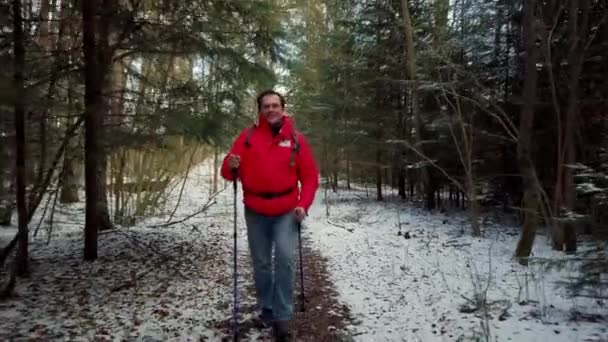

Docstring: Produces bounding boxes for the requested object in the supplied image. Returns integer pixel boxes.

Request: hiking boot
[260,308,273,326]
[252,308,273,329]
[273,320,292,342]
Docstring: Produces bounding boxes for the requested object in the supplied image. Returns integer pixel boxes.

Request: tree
[0,130,14,226]
[13,0,28,276]
[95,0,115,231]
[33,0,52,194]
[514,0,542,265]
[82,0,102,261]
[0,0,284,266]
[551,0,592,253]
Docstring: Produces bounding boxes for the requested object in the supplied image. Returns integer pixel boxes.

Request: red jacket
[221,115,319,216]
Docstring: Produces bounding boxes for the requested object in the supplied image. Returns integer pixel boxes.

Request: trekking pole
[297,222,306,312]
[232,168,239,341]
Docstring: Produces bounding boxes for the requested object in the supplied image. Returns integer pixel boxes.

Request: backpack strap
[244,124,256,148]
[289,131,300,168]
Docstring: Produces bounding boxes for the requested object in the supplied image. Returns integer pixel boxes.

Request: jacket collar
[257,114,295,139]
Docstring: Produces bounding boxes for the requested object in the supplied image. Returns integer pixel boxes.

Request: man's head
[257,90,286,126]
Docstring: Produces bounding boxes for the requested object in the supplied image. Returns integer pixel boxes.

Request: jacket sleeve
[221,129,247,181]
[296,134,319,212]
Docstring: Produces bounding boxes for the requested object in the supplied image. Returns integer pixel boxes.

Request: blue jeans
[245,207,298,321]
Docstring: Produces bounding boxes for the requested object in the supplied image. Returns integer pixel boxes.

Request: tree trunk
[425,173,436,210]
[60,78,79,204]
[449,187,454,206]
[433,0,449,49]
[60,155,79,205]
[107,58,128,220]
[98,66,112,230]
[409,169,415,198]
[515,0,541,265]
[376,148,383,201]
[561,0,590,253]
[497,1,512,212]
[13,0,28,276]
[467,173,481,236]
[37,0,51,47]
[397,152,406,198]
[33,0,52,192]
[0,134,14,226]
[386,167,391,196]
[97,153,112,230]
[501,145,510,210]
[398,168,405,199]
[29,24,65,215]
[549,0,590,252]
[346,151,351,190]
[113,150,126,221]
[401,0,429,204]
[82,0,101,261]
[60,2,79,204]
[95,0,116,232]
[332,170,338,192]
[396,89,406,199]
[436,187,442,209]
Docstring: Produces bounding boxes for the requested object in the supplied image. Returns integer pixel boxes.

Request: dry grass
[108,136,210,222]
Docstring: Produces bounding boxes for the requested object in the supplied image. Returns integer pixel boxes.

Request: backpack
[244,124,300,167]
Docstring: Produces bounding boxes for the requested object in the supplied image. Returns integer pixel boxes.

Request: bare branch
[388,139,466,194]
[149,189,222,228]
[326,219,354,233]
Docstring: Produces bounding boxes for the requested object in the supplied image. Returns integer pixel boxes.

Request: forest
[1,0,607,341]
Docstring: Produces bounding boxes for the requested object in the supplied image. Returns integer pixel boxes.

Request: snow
[0,161,256,341]
[576,182,605,195]
[1,161,607,341]
[305,189,608,342]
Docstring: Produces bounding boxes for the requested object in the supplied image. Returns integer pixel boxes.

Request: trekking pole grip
[231,167,238,180]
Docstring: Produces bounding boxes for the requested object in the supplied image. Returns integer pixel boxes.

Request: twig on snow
[46,186,60,245]
[111,268,152,292]
[0,261,17,300]
[0,233,18,269]
[111,229,170,259]
[33,187,55,238]
[327,219,354,233]
[442,241,472,248]
[109,229,196,281]
[34,168,64,240]
[150,189,222,228]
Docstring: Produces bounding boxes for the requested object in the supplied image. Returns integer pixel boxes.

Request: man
[221,90,319,341]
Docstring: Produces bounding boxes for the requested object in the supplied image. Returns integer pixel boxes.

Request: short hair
[256,90,286,110]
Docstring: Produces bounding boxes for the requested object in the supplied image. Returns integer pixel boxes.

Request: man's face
[259,94,284,125]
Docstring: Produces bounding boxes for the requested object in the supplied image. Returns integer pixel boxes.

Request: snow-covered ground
[0,161,262,341]
[1,162,607,341]
[306,188,608,342]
